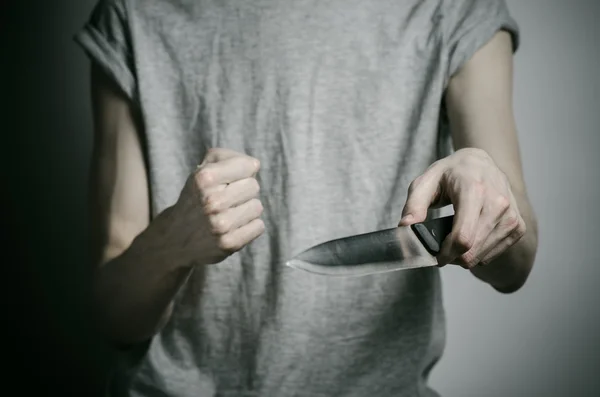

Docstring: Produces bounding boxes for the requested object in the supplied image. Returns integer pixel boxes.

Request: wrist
[471,237,535,293]
[129,207,198,270]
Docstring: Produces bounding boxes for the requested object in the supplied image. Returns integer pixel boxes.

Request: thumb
[399,167,444,226]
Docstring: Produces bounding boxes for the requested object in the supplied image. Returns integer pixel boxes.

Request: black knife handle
[410,215,454,255]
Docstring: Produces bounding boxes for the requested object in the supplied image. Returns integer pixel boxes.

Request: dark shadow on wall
[3,1,113,395]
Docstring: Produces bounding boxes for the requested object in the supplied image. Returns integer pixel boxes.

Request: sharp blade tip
[285,258,301,269]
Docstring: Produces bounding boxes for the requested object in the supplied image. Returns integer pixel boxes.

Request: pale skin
[89,30,537,345]
[89,66,266,344]
[399,31,538,293]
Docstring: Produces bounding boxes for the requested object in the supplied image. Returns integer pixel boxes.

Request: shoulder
[440,0,519,80]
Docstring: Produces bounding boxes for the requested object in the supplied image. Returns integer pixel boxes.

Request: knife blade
[286,215,454,277]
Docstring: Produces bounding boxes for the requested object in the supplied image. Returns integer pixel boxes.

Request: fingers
[207,199,264,235]
[437,184,485,266]
[208,196,265,256]
[216,218,266,254]
[477,211,527,266]
[399,163,445,225]
[203,177,261,214]
[442,192,523,269]
[411,149,528,271]
[196,156,260,188]
[177,148,266,263]
[448,193,510,268]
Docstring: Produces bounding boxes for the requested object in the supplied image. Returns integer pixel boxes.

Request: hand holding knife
[287,148,532,279]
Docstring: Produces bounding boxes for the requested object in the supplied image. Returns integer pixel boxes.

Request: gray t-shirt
[75,1,518,396]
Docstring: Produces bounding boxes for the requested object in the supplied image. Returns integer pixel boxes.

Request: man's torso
[113,1,452,395]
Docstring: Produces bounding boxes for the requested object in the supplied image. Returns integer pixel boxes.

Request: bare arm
[445,31,539,292]
[88,64,265,345]
[88,64,193,345]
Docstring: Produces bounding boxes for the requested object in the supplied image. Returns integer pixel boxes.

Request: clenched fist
[167,148,265,265]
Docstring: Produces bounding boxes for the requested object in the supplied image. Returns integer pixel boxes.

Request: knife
[286,215,454,277]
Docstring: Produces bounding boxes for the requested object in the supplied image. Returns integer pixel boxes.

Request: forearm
[471,193,538,293]
[93,209,200,345]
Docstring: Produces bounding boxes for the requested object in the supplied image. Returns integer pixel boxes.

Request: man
[75,0,538,396]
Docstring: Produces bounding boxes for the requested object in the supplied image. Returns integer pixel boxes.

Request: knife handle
[410,215,454,255]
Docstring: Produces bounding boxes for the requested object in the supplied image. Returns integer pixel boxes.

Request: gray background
[2,0,598,395]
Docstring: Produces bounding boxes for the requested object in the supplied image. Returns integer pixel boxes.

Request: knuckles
[208,198,264,236]
[203,195,221,214]
[503,212,521,232]
[513,217,527,239]
[494,194,511,213]
[216,219,265,254]
[458,250,479,269]
[188,151,265,258]
[454,231,475,253]
[209,215,231,235]
[194,168,214,190]
[451,231,478,269]
[217,235,240,253]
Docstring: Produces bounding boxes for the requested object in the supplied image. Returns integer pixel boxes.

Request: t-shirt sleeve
[444,0,520,79]
[74,0,136,99]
